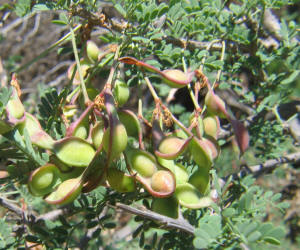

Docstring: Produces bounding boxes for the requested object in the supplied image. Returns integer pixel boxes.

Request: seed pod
[151,170,174,193]
[107,168,136,193]
[152,119,191,160]
[49,155,83,176]
[18,113,42,136]
[66,104,93,140]
[103,88,128,161]
[102,122,128,160]
[28,164,59,196]
[173,129,189,139]
[113,79,130,107]
[205,90,227,118]
[189,138,213,168]
[203,116,220,139]
[203,137,220,159]
[125,148,176,197]
[45,177,83,205]
[175,183,212,209]
[173,163,189,185]
[127,149,157,177]
[86,40,100,63]
[118,109,141,138]
[7,98,25,120]
[188,168,210,195]
[161,69,194,88]
[0,86,25,134]
[157,157,175,171]
[156,136,191,160]
[91,120,105,149]
[152,196,179,218]
[30,130,55,150]
[53,137,96,167]
[157,158,188,185]
[17,112,55,149]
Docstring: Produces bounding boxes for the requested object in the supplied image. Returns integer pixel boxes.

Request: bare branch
[113,202,195,234]
[221,152,300,186]
[250,151,300,177]
[0,197,24,217]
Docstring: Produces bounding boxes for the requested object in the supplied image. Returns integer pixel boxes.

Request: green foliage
[0,218,14,249]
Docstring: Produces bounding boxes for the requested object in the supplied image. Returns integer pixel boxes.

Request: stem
[138,98,143,118]
[85,53,115,86]
[182,57,200,111]
[164,106,192,136]
[144,77,160,102]
[66,86,80,103]
[212,40,226,89]
[69,24,90,105]
[15,24,82,73]
[144,76,191,136]
[105,46,120,90]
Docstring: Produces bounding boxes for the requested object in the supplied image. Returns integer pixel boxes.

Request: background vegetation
[0,0,299,249]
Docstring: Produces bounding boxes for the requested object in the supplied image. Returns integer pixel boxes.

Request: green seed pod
[203,116,220,139]
[173,129,189,139]
[175,183,212,209]
[152,196,178,218]
[28,164,59,196]
[157,158,188,185]
[125,148,176,198]
[103,122,128,160]
[66,104,93,140]
[203,137,220,159]
[45,178,83,205]
[7,98,25,120]
[156,136,189,160]
[173,163,189,185]
[107,168,135,192]
[91,121,105,149]
[18,113,42,137]
[157,157,175,172]
[86,40,100,63]
[0,87,25,134]
[128,149,157,178]
[162,69,193,88]
[73,124,88,139]
[113,79,130,107]
[151,170,175,193]
[53,137,96,167]
[205,90,227,118]
[118,109,141,138]
[189,168,210,195]
[18,112,54,149]
[30,130,55,150]
[189,138,213,168]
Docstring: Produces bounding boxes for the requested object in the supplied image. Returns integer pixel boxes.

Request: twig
[0,197,24,217]
[250,151,300,177]
[113,202,195,234]
[221,151,300,186]
[36,208,70,221]
[69,23,90,104]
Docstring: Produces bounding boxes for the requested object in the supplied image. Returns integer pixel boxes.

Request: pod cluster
[1,42,249,216]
